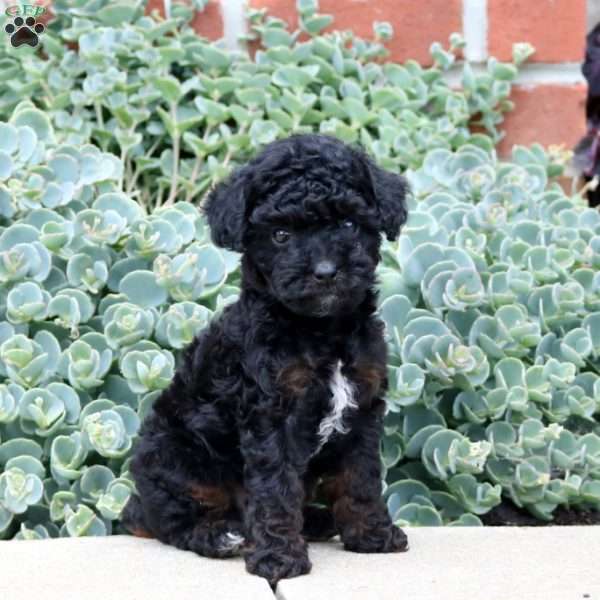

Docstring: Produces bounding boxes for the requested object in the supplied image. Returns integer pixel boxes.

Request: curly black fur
[122,134,409,586]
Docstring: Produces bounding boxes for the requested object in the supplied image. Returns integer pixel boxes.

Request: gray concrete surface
[1,528,599,600]
[278,527,600,600]
[0,535,272,600]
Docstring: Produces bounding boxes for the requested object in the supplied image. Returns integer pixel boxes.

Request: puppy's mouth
[317,293,345,316]
[282,294,344,317]
[273,277,369,317]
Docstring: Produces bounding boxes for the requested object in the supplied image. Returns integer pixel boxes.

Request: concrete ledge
[278,527,600,600]
[1,528,599,600]
[0,535,272,600]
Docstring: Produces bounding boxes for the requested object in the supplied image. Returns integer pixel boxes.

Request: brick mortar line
[220,0,246,51]
[462,0,488,62]
[444,62,585,86]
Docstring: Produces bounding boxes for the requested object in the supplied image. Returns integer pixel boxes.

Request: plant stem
[183,125,217,203]
[40,80,54,109]
[155,183,165,210]
[94,103,104,129]
[165,103,180,206]
[185,155,203,203]
[119,146,128,192]
[94,103,107,150]
[127,136,163,194]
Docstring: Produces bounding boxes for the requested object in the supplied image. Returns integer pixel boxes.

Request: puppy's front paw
[387,524,409,552]
[342,523,408,554]
[245,547,312,585]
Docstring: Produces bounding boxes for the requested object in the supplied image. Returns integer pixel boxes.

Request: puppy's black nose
[313,260,337,281]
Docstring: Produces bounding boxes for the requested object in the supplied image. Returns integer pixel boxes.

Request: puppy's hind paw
[216,531,245,556]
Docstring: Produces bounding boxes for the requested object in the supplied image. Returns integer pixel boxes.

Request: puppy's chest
[316,360,358,448]
[277,351,385,448]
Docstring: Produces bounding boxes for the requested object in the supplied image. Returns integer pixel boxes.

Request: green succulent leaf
[63,504,107,537]
[120,349,175,394]
[119,270,168,308]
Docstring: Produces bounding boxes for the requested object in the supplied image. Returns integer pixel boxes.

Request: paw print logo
[5,16,45,48]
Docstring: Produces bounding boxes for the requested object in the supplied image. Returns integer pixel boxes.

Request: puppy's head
[204,134,408,317]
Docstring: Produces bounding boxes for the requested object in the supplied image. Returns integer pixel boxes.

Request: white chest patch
[316,360,357,450]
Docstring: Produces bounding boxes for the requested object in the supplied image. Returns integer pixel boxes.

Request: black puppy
[122,134,409,585]
[575,22,600,206]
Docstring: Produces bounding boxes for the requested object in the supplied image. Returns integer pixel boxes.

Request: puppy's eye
[272,229,290,244]
[341,219,356,230]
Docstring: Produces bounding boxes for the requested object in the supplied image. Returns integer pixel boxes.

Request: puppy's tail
[121,494,154,539]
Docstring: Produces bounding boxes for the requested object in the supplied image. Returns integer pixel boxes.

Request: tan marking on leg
[130,527,154,539]
[321,470,366,533]
[188,484,231,514]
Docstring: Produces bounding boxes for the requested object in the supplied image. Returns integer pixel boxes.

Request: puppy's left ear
[203,166,252,252]
[368,163,409,241]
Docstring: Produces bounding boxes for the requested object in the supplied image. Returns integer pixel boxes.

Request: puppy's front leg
[324,401,408,553]
[240,410,311,586]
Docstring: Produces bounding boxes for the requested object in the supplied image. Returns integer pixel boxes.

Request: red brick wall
[485,0,587,154]
[147,0,225,38]
[155,0,588,156]
[487,0,586,63]
[251,0,463,66]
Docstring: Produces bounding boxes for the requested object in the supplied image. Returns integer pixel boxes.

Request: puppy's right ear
[203,166,252,252]
[368,162,408,242]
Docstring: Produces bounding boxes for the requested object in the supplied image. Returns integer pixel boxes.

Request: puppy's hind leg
[184,483,246,557]
[121,493,153,539]
[125,469,245,558]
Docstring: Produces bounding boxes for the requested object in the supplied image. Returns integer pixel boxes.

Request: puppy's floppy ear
[368,162,409,241]
[203,165,252,252]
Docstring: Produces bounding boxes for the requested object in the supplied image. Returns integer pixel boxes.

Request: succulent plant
[19,383,80,438]
[0,383,24,424]
[80,400,139,459]
[62,504,108,537]
[119,348,175,394]
[50,432,88,482]
[155,302,212,349]
[59,338,113,391]
[0,0,593,538]
[0,457,44,514]
[381,141,600,524]
[0,88,238,535]
[96,479,134,520]
[0,331,61,389]
[6,282,51,324]
[103,303,156,350]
